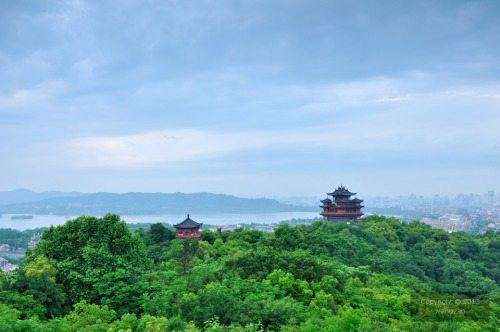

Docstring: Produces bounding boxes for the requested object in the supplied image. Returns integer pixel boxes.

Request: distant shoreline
[0,211,321,231]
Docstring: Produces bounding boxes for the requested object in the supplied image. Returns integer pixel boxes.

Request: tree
[5,269,64,319]
[176,239,199,275]
[25,214,150,305]
[0,290,46,320]
[24,256,58,282]
[200,230,218,245]
[61,301,115,332]
[149,223,175,244]
[0,302,60,332]
[96,268,147,316]
[274,224,305,251]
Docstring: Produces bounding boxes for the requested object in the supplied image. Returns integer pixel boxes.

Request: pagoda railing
[175,233,200,239]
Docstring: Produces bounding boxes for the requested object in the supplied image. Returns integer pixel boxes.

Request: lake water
[0,212,321,231]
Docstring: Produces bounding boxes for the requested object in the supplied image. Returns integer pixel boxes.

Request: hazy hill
[0,191,315,215]
[0,189,84,205]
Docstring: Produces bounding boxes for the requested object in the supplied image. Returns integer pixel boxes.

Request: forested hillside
[1,214,499,331]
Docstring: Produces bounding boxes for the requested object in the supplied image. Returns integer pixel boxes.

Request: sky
[1,0,499,199]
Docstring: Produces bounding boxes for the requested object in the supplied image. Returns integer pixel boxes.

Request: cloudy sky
[1,0,499,198]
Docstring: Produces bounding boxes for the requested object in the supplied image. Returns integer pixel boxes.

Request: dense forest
[0,214,499,331]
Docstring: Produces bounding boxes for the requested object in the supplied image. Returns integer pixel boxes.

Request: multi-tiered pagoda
[174,214,202,239]
[320,185,364,223]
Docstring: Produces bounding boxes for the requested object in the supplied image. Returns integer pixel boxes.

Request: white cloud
[1,51,53,84]
[0,80,66,110]
[326,77,403,104]
[65,126,385,168]
[377,95,411,102]
[65,129,261,168]
[62,71,500,170]
[296,76,412,116]
[61,124,433,169]
[49,0,91,40]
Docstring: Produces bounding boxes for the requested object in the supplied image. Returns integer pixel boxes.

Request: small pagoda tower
[320,185,364,223]
[174,214,202,239]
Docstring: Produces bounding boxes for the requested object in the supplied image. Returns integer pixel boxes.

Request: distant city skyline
[1,1,499,198]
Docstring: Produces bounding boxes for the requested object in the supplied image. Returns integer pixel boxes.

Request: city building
[486,223,500,232]
[422,214,472,233]
[174,214,202,239]
[1,263,19,273]
[28,234,41,248]
[320,185,364,223]
[487,191,495,207]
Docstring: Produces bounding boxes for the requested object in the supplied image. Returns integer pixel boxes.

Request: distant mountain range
[0,190,316,215]
[0,189,84,205]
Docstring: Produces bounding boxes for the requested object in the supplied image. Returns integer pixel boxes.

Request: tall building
[320,185,364,223]
[487,191,495,207]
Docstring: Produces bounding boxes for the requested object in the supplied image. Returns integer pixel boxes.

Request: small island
[11,215,34,220]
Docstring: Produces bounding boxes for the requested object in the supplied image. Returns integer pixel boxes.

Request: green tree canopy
[25,214,150,305]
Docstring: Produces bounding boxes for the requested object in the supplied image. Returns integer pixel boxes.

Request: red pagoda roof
[174,214,203,229]
[327,185,356,197]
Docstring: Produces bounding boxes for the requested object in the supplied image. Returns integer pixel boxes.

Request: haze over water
[0,212,320,231]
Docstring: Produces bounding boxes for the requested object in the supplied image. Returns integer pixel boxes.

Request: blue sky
[1,0,499,198]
